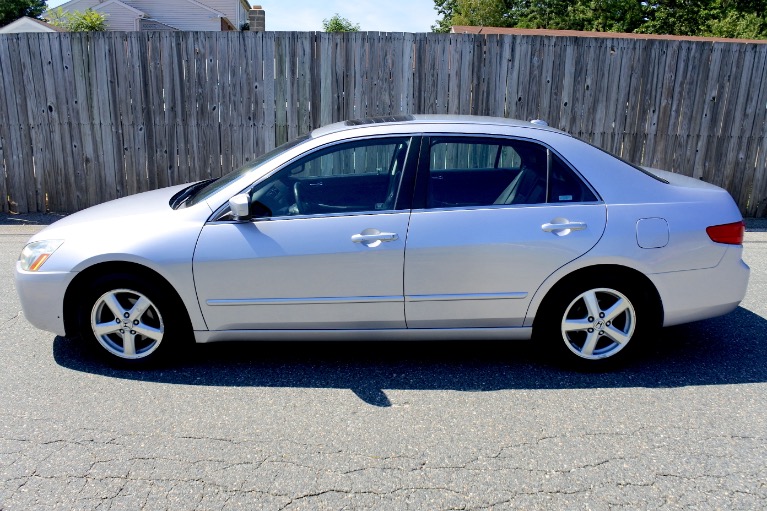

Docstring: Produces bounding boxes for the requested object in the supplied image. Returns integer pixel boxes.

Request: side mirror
[228,194,251,222]
[228,194,272,222]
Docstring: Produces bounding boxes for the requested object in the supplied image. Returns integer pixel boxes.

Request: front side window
[426,137,597,208]
[247,137,412,218]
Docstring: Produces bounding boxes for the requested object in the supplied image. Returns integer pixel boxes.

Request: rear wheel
[537,277,658,369]
[77,274,188,366]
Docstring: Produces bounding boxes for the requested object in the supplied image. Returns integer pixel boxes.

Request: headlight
[19,240,64,271]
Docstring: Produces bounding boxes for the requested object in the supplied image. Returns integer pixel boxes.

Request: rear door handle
[351,232,399,243]
[542,221,587,235]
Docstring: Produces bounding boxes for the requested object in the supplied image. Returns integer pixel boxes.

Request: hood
[31,184,203,242]
[26,184,215,274]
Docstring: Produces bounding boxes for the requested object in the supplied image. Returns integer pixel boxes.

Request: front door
[194,136,417,331]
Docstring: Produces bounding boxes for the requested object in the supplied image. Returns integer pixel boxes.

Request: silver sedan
[15,115,750,368]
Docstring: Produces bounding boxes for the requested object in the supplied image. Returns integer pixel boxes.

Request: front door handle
[542,219,587,236]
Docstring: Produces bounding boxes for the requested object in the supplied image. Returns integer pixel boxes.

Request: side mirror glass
[229,194,251,221]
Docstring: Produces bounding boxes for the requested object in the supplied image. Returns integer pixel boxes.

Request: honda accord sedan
[15,115,750,368]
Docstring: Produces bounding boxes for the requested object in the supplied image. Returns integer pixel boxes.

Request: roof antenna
[530,119,548,127]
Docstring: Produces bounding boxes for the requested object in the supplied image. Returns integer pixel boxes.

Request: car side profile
[15,115,750,367]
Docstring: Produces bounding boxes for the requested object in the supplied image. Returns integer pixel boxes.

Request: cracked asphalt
[1,220,766,510]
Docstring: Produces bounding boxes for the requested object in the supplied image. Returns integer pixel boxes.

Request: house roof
[139,18,180,31]
[50,0,96,12]
[180,0,229,19]
[53,0,228,20]
[450,25,767,45]
[0,16,65,33]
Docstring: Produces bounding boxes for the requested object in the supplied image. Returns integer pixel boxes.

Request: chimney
[249,5,265,32]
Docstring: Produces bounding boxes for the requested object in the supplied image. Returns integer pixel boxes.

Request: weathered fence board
[1,31,767,215]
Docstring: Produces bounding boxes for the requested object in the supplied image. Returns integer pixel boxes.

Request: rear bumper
[651,246,750,327]
[15,262,74,336]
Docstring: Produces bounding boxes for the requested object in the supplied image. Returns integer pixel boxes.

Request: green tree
[46,7,107,32]
[701,0,767,38]
[450,0,511,28]
[0,0,47,28]
[432,0,460,32]
[432,0,767,38]
[322,13,360,32]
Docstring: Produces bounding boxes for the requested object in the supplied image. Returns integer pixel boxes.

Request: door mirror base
[229,194,272,222]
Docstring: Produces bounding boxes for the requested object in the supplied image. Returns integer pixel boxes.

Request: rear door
[404,135,607,328]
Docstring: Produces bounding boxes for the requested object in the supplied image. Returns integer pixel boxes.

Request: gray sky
[46,0,441,32]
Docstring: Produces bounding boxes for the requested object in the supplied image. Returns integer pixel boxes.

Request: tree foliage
[0,0,46,28]
[432,0,767,39]
[322,13,360,32]
[46,7,107,32]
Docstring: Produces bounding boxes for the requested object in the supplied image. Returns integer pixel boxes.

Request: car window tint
[428,138,547,208]
[430,142,521,170]
[427,137,597,208]
[186,134,310,207]
[549,152,598,203]
[248,137,411,217]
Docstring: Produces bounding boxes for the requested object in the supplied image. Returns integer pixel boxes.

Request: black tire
[77,273,190,367]
[535,276,659,370]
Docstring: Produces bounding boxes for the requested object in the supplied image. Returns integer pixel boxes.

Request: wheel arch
[528,264,664,330]
[63,261,193,338]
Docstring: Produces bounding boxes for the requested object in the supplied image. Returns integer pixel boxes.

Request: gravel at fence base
[0,212,67,226]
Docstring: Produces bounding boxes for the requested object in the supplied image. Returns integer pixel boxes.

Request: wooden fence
[1,31,766,215]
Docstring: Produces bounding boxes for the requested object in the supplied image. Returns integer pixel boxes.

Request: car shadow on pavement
[52,306,767,407]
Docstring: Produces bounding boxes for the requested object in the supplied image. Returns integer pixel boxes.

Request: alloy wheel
[90,288,165,359]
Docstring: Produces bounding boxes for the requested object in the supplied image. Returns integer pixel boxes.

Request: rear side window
[426,137,597,209]
[548,151,598,203]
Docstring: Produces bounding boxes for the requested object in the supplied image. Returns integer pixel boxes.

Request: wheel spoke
[93,321,122,337]
[133,323,163,343]
[129,296,152,320]
[103,292,126,320]
[122,331,136,357]
[581,330,601,356]
[604,325,631,345]
[603,298,629,323]
[563,318,591,332]
[582,290,601,319]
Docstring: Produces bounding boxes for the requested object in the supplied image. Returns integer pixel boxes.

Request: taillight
[706,221,745,245]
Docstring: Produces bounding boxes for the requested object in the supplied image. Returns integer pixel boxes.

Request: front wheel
[537,279,657,369]
[77,274,188,366]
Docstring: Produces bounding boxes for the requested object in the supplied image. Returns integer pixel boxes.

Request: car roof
[310,114,571,139]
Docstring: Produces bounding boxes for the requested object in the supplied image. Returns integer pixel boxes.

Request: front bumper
[15,262,76,336]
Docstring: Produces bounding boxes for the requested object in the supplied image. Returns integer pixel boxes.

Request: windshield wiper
[169,178,218,209]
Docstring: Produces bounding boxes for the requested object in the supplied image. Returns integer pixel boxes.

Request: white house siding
[123,0,223,31]
[94,3,141,31]
[201,0,248,28]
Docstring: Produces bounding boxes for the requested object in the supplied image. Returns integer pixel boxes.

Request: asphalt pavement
[1,222,765,510]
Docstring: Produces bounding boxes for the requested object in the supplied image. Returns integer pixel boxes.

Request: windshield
[185,134,311,207]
